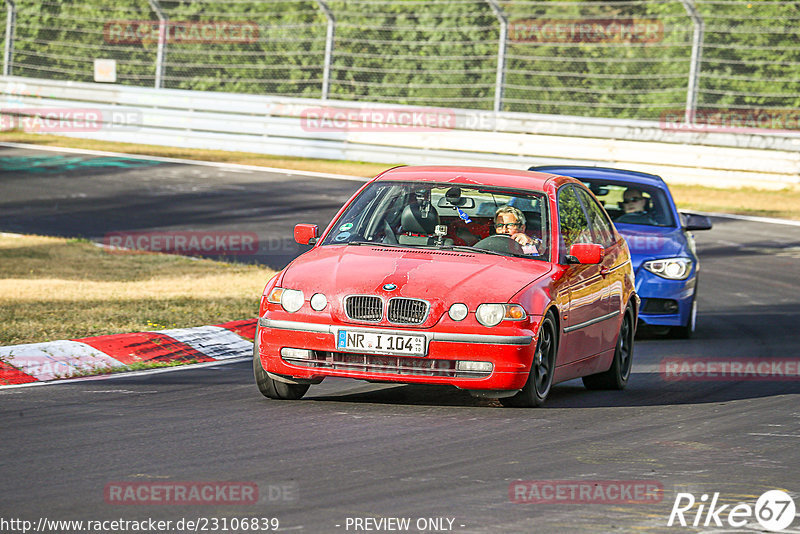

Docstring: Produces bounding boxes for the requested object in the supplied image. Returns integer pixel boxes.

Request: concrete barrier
[2,76,798,188]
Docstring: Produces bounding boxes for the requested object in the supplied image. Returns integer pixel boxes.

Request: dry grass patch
[670,184,800,220]
[0,234,275,345]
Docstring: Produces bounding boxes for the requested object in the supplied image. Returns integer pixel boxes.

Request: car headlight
[643,257,693,280]
[476,304,505,326]
[280,289,305,312]
[310,293,328,311]
[448,303,468,321]
[476,304,526,327]
[266,287,305,312]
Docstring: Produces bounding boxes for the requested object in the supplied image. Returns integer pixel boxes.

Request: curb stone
[0,319,257,386]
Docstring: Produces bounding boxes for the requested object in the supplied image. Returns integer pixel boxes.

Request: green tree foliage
[697,1,800,111]
[4,0,798,123]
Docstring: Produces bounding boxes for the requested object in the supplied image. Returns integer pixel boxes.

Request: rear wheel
[253,327,310,400]
[500,312,557,408]
[583,306,634,390]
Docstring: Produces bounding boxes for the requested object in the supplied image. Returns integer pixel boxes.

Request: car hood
[280,244,552,326]
[615,224,689,270]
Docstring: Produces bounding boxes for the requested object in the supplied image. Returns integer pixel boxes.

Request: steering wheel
[473,234,525,255]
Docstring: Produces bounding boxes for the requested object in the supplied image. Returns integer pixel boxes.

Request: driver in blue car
[616,187,656,225]
[494,206,539,254]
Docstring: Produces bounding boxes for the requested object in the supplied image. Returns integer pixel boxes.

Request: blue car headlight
[643,257,693,280]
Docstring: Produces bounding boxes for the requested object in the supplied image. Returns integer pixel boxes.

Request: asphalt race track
[0,145,365,269]
[2,146,800,533]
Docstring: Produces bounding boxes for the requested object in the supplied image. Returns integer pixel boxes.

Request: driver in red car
[494,206,539,253]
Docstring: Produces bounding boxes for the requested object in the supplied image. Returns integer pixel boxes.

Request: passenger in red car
[494,206,538,252]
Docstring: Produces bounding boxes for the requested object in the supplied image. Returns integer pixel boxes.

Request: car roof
[530,165,667,188]
[375,165,564,191]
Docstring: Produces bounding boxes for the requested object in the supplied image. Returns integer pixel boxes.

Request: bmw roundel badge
[382,283,397,291]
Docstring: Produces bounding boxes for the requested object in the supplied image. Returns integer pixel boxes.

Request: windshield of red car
[320,181,550,259]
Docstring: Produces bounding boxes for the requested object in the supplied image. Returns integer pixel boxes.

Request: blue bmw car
[530,166,712,338]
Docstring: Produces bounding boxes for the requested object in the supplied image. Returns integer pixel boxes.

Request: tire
[669,297,696,340]
[500,312,557,408]
[583,306,634,390]
[253,326,310,400]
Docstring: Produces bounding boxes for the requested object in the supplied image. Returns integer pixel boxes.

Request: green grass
[0,234,275,345]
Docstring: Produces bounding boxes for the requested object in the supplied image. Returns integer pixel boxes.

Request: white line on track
[0,356,250,390]
[5,141,798,226]
[0,141,370,182]
[689,210,800,227]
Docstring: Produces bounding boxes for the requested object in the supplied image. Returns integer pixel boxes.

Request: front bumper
[636,271,696,327]
[257,317,535,391]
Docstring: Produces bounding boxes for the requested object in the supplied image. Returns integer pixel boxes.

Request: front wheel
[253,328,310,400]
[500,312,557,408]
[583,306,634,390]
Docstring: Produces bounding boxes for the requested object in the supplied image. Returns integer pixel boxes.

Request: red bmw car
[254,166,638,407]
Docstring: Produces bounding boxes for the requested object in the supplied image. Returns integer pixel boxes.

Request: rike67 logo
[668,490,796,532]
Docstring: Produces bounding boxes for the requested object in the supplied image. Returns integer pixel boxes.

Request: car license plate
[336,329,426,357]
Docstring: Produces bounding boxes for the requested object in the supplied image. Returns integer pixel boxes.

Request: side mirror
[566,243,604,264]
[682,213,713,231]
[294,223,319,245]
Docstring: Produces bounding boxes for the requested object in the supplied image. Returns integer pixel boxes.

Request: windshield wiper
[437,244,521,257]
[347,241,527,258]
[346,240,406,248]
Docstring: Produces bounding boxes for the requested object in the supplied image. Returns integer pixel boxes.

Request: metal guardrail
[1,76,798,187]
[0,0,704,119]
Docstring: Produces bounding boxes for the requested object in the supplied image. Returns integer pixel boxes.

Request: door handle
[600,266,610,277]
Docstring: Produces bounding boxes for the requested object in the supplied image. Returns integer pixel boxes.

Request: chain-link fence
[1,0,799,125]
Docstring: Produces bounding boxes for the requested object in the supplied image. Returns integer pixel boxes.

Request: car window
[581,181,675,227]
[557,185,592,253]
[576,187,615,248]
[320,181,550,260]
